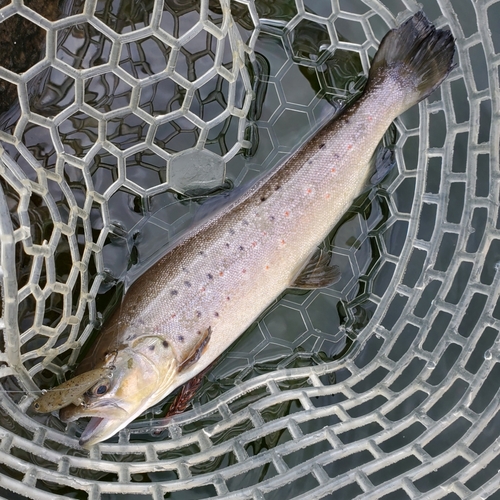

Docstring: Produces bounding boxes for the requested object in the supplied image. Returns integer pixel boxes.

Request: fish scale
[84,79,402,399]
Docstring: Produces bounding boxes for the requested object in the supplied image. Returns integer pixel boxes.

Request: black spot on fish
[196,310,202,317]
[197,330,202,335]
[163,340,169,348]
[275,185,280,191]
[260,196,266,202]
[308,160,313,164]
[177,335,185,343]
[184,281,191,287]
[171,290,178,296]
[243,219,249,225]
[207,273,213,280]
[345,118,350,124]
[269,216,275,222]
[319,143,325,149]
[225,243,230,248]
[214,312,219,317]
[239,245,244,251]
[199,251,205,256]
[149,345,155,351]
[334,153,340,159]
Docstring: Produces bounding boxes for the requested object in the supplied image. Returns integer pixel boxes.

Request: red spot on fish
[325,193,331,199]
[242,269,246,273]
[201,287,206,292]
[262,231,267,236]
[285,211,290,217]
[171,314,176,319]
[219,271,224,277]
[368,116,373,121]
[252,241,257,247]
[226,296,230,301]
[265,265,270,270]
[347,144,353,150]
[306,188,312,194]
[281,239,286,245]
[331,168,336,173]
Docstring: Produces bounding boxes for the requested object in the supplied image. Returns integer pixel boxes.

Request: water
[0,0,497,498]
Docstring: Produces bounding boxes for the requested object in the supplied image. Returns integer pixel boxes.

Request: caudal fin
[368,12,455,110]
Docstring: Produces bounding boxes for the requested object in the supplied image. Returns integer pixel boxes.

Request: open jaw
[78,415,133,448]
[79,417,106,447]
[68,407,131,448]
[75,401,159,448]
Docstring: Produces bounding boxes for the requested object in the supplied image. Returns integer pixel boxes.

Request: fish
[32,12,455,448]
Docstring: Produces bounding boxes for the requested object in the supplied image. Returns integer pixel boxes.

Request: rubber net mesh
[0,0,499,498]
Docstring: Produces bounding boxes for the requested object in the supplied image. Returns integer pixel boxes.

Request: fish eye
[88,379,111,397]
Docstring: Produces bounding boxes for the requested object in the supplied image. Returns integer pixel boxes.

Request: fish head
[59,336,178,448]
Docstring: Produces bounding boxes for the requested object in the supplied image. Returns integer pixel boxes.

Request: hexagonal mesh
[0,0,499,498]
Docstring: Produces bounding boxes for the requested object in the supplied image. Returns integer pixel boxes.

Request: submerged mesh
[0,0,499,499]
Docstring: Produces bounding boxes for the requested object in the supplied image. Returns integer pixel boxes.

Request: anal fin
[291,248,341,289]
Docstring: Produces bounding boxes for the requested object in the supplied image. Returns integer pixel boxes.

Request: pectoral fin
[291,249,341,289]
[32,368,111,413]
[178,327,212,372]
[166,357,219,417]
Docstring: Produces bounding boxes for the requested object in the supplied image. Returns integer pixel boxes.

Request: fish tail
[368,11,455,111]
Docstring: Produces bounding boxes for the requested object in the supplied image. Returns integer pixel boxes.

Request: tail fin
[368,12,455,110]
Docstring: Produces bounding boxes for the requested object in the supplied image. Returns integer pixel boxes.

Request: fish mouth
[60,404,132,448]
[59,402,128,422]
[79,415,134,448]
[79,417,106,447]
[72,399,166,447]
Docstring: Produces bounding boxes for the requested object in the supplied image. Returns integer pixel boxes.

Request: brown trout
[33,12,455,448]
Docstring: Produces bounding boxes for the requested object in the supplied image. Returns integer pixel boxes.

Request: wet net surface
[0,0,499,498]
